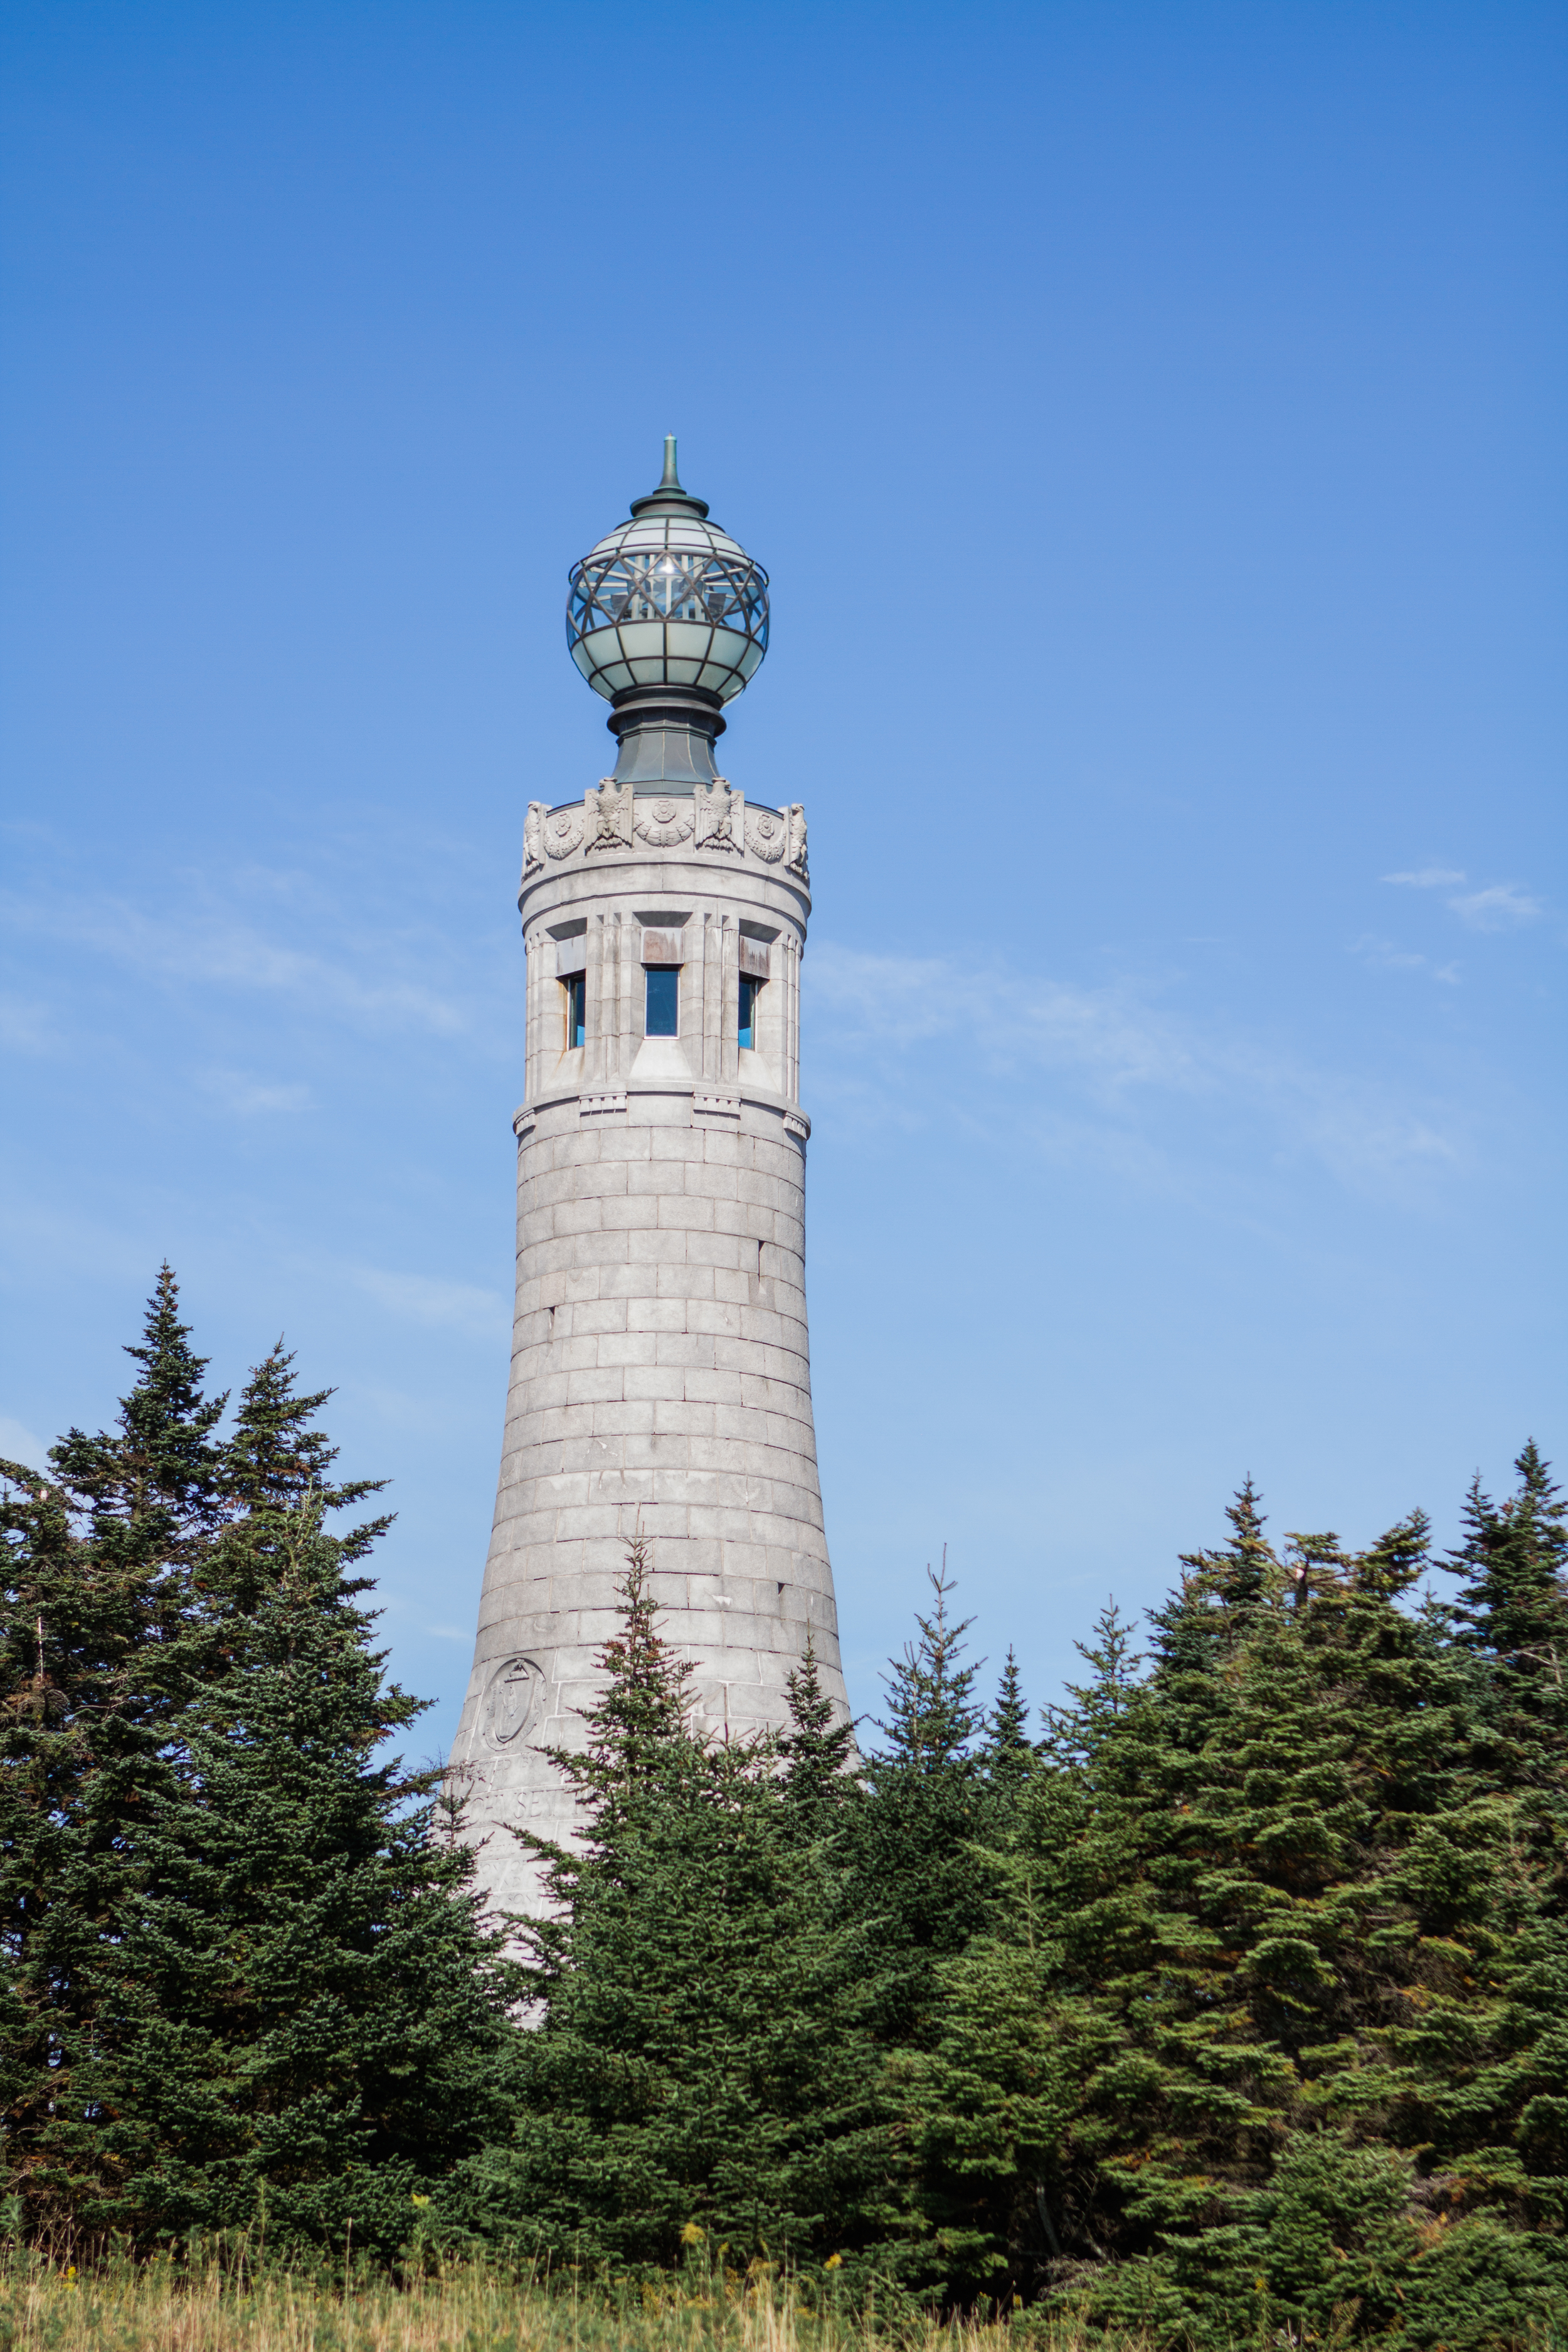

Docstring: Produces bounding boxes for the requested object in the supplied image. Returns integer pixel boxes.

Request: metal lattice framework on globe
[566,531,769,704]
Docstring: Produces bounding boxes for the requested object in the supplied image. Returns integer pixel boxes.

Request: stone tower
[453,440,850,1918]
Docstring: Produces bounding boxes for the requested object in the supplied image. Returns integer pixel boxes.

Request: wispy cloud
[810,946,1199,1096]
[1380,867,1545,935]
[3,884,472,1037]
[1352,936,1460,984]
[202,1068,312,1116]
[349,1266,511,1340]
[806,943,1462,1197]
[1448,884,1542,933]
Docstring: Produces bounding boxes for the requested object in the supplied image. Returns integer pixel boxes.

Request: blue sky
[2,1,1564,1756]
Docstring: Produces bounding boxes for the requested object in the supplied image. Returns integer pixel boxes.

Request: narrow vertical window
[645,965,679,1037]
[562,972,586,1049]
[738,973,760,1051]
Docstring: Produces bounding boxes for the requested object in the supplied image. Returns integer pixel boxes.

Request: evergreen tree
[1448,1442,1568,1802]
[901,1486,1568,2340]
[778,1630,859,1846]
[845,1561,989,2053]
[1038,1599,1145,1774]
[0,1269,228,2232]
[88,1493,519,2256]
[1,1276,516,2255]
[48,1265,229,1542]
[980,1649,1035,1799]
[455,1540,896,2278]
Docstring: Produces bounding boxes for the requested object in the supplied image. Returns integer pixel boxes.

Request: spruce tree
[455,1540,896,2278]
[1038,1599,1145,1772]
[89,1491,519,2255]
[980,1649,1035,1801]
[0,1269,227,2232]
[1448,1443,1568,1804]
[2,1279,519,2254]
[778,1630,860,1846]
[845,1561,989,2052]
[901,1485,1568,2340]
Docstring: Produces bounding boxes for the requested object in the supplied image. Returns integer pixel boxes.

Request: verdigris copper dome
[566,438,769,706]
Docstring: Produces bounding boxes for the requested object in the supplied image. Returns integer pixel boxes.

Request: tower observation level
[453,440,852,1917]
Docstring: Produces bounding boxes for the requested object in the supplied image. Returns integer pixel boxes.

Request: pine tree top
[780,1630,859,1834]
[224,1341,385,1523]
[49,1266,228,1537]
[874,1555,984,1771]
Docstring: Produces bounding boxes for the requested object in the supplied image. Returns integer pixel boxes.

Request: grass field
[0,2260,1132,2352]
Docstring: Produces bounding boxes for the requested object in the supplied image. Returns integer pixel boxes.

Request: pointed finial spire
[628,435,710,521]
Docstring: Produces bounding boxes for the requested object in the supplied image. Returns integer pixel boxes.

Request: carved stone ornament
[633,795,695,847]
[522,800,547,874]
[585,777,633,853]
[481,1653,548,1752]
[785,802,808,883]
[694,777,741,853]
[545,808,584,859]
[746,806,786,862]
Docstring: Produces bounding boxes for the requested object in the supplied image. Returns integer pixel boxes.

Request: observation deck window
[738,974,761,1051]
[645,966,679,1038]
[561,973,586,1050]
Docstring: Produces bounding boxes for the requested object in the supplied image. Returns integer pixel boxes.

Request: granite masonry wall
[452,777,850,1921]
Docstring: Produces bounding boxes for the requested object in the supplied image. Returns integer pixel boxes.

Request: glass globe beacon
[566,438,769,706]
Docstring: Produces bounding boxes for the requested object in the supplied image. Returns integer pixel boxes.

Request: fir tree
[456,1540,896,2277]
[778,1630,859,1845]
[0,1270,228,2232]
[1038,1599,1145,1775]
[874,1557,985,1771]
[1448,1443,1568,1801]
[48,1264,229,1542]
[88,1493,519,2255]
[898,1490,1568,2336]
[844,1560,990,2058]
[979,1649,1035,1799]
[2,1278,514,2254]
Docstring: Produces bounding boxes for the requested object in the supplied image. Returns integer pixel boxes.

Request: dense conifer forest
[4,1272,1566,2348]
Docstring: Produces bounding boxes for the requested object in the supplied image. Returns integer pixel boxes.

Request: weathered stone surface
[451,805,850,1922]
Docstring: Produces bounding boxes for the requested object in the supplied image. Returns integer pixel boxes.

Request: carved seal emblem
[746,807,785,862]
[634,795,694,847]
[481,1655,548,1752]
[545,809,583,859]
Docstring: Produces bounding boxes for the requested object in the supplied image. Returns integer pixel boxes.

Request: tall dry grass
[0,2259,1130,2352]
